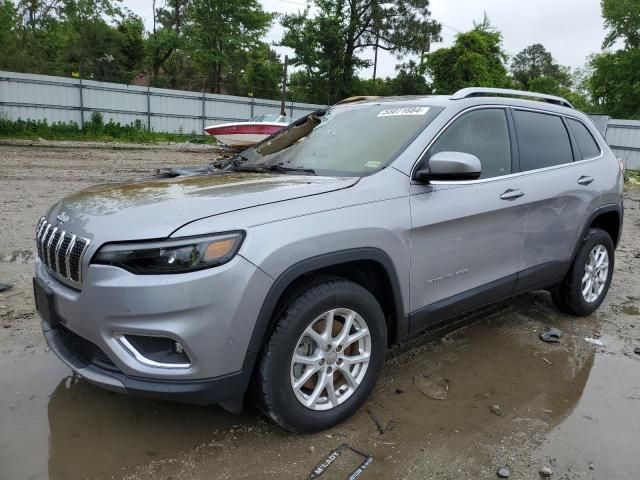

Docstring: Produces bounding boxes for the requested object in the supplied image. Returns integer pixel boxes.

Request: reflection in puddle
[46,377,254,480]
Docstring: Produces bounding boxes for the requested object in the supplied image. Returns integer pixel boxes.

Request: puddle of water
[533,336,640,479]
[0,340,257,480]
[1,294,638,480]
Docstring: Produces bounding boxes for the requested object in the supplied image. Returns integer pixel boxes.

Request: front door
[409,107,528,331]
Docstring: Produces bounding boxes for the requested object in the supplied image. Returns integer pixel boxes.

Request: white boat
[204,114,294,147]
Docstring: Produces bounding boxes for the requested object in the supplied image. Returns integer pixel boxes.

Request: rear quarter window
[567,118,601,159]
[513,110,574,171]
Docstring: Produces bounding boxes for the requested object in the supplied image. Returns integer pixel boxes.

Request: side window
[513,110,573,170]
[427,109,511,179]
[567,118,601,159]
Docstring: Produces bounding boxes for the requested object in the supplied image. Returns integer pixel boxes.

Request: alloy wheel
[581,244,609,303]
[290,308,371,411]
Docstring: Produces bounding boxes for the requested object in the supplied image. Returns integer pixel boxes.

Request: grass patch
[0,114,216,144]
[626,169,640,186]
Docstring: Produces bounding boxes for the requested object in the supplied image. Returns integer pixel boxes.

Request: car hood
[47,172,359,242]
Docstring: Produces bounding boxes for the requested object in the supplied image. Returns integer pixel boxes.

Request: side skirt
[406,261,571,336]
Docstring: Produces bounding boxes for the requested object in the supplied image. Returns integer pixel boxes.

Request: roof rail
[451,87,574,109]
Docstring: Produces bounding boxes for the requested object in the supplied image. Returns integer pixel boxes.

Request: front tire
[552,228,614,316]
[256,279,386,433]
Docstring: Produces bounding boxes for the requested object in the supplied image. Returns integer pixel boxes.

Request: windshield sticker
[377,106,430,117]
[364,160,382,169]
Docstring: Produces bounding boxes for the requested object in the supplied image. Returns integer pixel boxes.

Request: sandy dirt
[0,142,639,480]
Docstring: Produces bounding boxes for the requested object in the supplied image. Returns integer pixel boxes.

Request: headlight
[92,232,244,274]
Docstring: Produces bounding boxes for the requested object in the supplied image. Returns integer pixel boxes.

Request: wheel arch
[242,248,407,376]
[587,207,622,248]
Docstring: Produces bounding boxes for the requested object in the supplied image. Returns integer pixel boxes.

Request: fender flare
[572,203,623,260]
[239,247,407,383]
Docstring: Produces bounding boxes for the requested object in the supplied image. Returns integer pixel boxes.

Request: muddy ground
[0,142,639,480]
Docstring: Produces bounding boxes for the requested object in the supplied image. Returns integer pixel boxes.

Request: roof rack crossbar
[450,87,574,109]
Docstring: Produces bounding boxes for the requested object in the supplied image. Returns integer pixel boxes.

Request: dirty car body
[34,88,624,432]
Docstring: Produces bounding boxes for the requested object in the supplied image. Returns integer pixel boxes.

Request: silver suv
[33,88,624,432]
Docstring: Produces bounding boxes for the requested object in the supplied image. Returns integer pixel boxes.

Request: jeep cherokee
[33,88,624,432]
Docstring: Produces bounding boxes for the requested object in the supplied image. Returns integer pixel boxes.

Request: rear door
[511,109,603,290]
[409,107,528,330]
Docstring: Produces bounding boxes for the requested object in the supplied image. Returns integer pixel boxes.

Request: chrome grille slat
[48,229,62,271]
[53,231,66,273]
[35,218,90,287]
[65,235,76,280]
[41,226,54,268]
[36,219,47,258]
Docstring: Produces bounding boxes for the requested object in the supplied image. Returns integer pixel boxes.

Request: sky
[124,0,607,79]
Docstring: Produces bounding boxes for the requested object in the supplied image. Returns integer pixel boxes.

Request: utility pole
[372,30,379,81]
[280,55,288,116]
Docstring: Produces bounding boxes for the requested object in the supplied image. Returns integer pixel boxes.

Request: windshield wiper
[232,164,316,175]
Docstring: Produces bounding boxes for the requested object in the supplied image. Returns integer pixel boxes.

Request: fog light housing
[115,333,191,369]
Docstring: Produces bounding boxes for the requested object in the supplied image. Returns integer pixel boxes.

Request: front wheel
[552,228,614,316]
[256,279,386,432]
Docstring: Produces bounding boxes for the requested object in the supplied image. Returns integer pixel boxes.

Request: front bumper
[35,254,273,404]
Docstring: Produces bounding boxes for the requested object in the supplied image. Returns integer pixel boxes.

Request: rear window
[567,118,601,159]
[513,110,574,171]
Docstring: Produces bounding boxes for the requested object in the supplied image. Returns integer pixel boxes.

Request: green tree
[244,44,283,99]
[281,12,348,104]
[60,2,146,83]
[511,44,571,91]
[147,0,190,87]
[588,0,640,118]
[0,1,21,70]
[281,0,441,103]
[602,0,640,49]
[423,18,510,94]
[184,0,272,93]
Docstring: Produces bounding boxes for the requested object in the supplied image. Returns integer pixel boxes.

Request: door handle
[577,175,595,186]
[500,189,525,200]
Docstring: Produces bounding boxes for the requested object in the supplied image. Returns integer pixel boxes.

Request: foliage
[0,116,215,143]
[281,0,441,103]
[589,49,640,118]
[423,18,510,94]
[511,44,571,90]
[184,0,272,93]
[601,0,640,49]
[1,0,636,121]
[146,0,189,87]
[244,43,283,99]
[587,0,640,118]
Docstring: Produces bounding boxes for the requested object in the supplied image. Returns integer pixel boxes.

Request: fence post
[147,84,151,131]
[201,89,206,133]
[78,73,84,129]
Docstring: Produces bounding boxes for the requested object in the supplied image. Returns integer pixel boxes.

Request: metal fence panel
[0,70,324,134]
[605,120,640,170]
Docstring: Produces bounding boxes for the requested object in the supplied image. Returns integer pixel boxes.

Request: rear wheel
[552,228,614,316]
[257,279,386,432]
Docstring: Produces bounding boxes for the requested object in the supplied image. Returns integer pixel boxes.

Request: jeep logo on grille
[56,211,70,224]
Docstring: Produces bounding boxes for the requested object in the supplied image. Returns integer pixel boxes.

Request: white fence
[0,71,324,134]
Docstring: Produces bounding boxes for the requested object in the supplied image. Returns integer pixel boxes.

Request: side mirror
[413,151,482,182]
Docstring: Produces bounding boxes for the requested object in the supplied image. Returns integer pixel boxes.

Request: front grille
[36,217,90,286]
[55,323,120,372]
